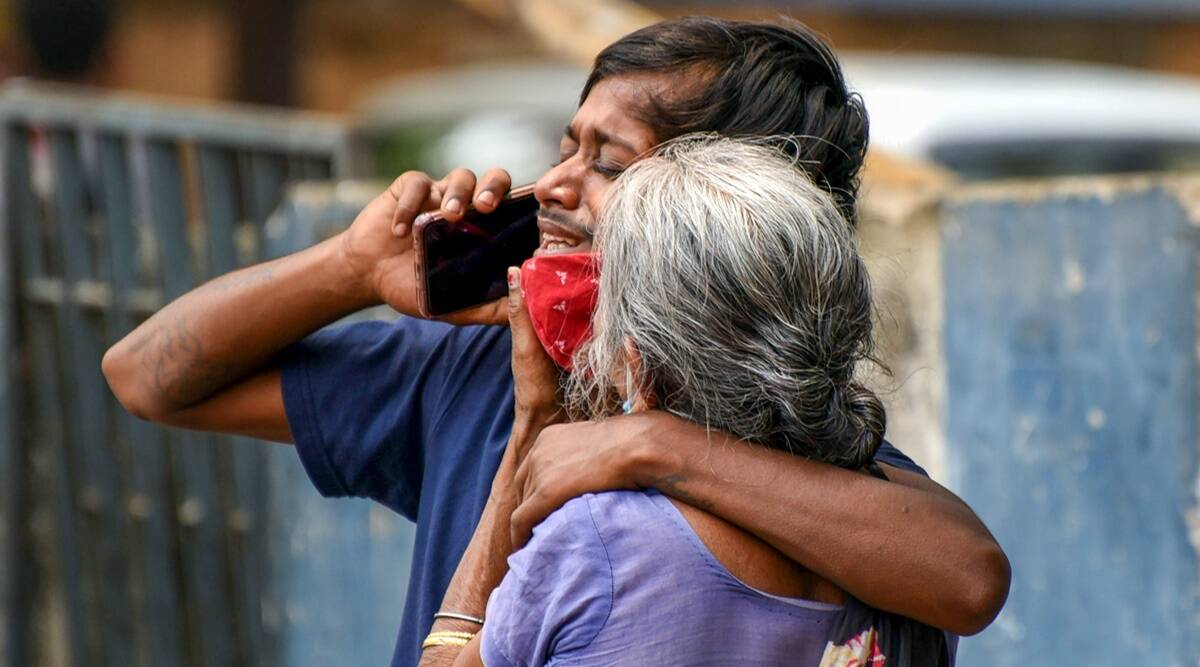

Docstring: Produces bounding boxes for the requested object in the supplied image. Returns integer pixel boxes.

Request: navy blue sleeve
[280,317,504,518]
[875,439,928,477]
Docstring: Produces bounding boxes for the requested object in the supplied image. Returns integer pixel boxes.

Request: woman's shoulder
[573,490,683,542]
[536,490,828,600]
[576,488,663,517]
[505,491,681,601]
[561,491,796,571]
[533,491,697,567]
[532,491,659,539]
[515,491,668,574]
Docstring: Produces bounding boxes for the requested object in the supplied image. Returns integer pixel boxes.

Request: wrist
[514,403,561,431]
[505,406,559,469]
[487,474,520,511]
[331,232,384,309]
[620,412,683,488]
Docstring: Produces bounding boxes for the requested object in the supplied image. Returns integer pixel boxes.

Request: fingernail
[507,267,519,289]
[478,191,496,207]
[445,198,462,215]
[393,222,408,237]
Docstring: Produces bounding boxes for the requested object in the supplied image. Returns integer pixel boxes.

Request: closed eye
[593,163,625,179]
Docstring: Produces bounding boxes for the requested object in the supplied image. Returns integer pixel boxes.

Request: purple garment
[482,490,953,666]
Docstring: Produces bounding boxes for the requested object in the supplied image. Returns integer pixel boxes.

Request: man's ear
[621,336,655,411]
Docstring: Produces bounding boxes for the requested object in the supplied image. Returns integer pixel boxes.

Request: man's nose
[535,163,582,211]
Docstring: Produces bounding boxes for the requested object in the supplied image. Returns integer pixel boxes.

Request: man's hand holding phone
[337,167,517,325]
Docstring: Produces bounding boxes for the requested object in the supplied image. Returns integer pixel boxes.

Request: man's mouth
[535,217,592,256]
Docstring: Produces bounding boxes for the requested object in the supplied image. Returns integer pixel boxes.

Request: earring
[621,364,634,414]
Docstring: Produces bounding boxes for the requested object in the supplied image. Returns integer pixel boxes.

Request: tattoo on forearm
[141,313,237,406]
[135,265,278,407]
[649,472,716,512]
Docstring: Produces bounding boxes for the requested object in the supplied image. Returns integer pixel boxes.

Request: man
[103,16,1009,667]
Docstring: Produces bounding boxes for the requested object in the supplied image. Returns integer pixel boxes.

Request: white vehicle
[356,54,1200,181]
[844,53,1200,179]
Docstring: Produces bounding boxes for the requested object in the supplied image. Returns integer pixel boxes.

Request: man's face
[532,73,663,256]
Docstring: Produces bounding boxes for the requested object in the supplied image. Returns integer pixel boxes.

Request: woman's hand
[420,274,566,667]
[504,268,564,465]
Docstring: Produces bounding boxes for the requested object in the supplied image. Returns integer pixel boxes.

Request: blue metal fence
[0,80,411,667]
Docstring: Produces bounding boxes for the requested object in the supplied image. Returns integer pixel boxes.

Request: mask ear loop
[621,364,635,415]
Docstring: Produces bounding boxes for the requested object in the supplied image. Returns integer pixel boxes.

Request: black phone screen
[419,194,541,316]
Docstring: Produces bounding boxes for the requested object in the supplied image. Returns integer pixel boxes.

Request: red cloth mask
[519,252,601,370]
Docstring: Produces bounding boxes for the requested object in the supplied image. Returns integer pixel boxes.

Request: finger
[507,268,541,356]
[513,439,543,503]
[438,168,478,222]
[512,456,531,501]
[510,480,560,548]
[390,171,440,237]
[472,168,513,213]
[510,499,536,548]
[507,267,525,325]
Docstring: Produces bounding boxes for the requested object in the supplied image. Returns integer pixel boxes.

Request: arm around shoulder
[513,413,1010,636]
[649,416,1011,636]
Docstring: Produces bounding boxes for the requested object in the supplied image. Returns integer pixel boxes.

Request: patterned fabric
[820,628,887,666]
[519,252,600,369]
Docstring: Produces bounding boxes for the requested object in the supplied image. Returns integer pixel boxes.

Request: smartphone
[413,184,540,318]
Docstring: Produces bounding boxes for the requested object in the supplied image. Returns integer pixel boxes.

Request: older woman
[425,135,954,666]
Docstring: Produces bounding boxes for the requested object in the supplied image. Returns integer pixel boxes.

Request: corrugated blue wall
[943,186,1200,665]
[265,444,415,667]
[263,194,418,667]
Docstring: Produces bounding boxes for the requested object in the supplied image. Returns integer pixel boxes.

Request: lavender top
[481,490,953,666]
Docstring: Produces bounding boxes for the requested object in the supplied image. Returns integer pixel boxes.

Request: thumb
[509,501,536,549]
[507,267,534,340]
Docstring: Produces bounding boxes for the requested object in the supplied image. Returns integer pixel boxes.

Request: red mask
[519,253,601,370]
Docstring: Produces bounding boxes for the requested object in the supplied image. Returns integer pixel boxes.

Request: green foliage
[367,124,454,179]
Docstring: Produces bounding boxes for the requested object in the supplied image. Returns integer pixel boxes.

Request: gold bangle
[427,631,474,639]
[423,636,471,649]
[422,630,475,649]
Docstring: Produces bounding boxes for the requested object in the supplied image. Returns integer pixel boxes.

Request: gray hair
[568,134,885,469]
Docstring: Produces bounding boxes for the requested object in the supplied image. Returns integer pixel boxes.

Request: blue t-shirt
[482,490,953,666]
[280,317,928,667]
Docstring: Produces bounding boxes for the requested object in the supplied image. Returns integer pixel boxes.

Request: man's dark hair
[583,16,869,224]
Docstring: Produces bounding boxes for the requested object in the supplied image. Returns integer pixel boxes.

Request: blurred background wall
[4,0,1200,110]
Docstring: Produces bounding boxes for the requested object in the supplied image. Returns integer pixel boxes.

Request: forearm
[102,234,376,417]
[420,490,517,666]
[420,415,548,667]
[442,467,518,618]
[636,417,1010,635]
